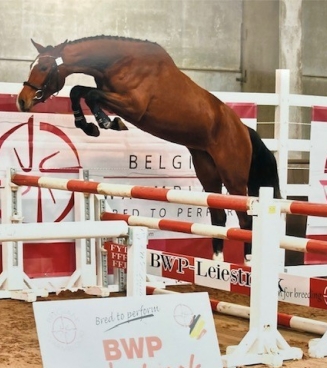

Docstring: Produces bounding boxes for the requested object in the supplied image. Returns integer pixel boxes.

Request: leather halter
[23,56,63,102]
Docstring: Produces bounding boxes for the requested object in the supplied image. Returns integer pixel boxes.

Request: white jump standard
[0,169,148,302]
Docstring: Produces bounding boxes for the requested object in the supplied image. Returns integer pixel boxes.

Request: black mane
[66,35,157,46]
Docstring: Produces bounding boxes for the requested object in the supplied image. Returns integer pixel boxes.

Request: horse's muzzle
[16,98,26,112]
[16,97,33,112]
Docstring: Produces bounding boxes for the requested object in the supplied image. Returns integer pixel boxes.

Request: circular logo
[173,304,194,327]
[52,315,78,345]
[47,309,83,350]
[323,286,327,305]
[0,116,82,222]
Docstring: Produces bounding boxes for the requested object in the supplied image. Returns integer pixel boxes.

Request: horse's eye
[39,65,48,72]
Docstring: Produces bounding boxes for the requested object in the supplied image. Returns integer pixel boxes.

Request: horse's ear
[57,39,68,53]
[31,39,47,54]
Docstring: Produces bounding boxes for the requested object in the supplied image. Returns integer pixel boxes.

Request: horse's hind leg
[188,148,226,260]
[208,149,253,263]
[235,210,253,261]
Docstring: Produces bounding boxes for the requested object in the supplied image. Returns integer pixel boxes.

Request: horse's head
[16,39,68,112]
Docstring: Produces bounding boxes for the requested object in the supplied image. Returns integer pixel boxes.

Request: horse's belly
[134,119,209,149]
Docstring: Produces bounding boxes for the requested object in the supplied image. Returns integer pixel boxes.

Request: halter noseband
[23,56,63,102]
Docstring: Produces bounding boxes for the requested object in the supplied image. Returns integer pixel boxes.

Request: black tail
[247,127,281,199]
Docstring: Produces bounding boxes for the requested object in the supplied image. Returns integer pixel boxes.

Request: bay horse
[16,35,281,263]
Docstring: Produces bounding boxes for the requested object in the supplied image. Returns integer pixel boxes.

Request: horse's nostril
[17,99,25,112]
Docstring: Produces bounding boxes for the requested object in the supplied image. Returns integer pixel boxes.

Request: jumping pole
[146,286,327,336]
[102,212,327,255]
[11,171,327,218]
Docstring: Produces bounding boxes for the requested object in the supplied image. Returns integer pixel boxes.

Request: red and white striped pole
[146,286,327,336]
[102,212,327,255]
[10,172,253,212]
[11,172,327,218]
[101,212,252,243]
[10,172,327,255]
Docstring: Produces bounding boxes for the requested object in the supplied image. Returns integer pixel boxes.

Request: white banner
[0,111,239,231]
[33,293,222,368]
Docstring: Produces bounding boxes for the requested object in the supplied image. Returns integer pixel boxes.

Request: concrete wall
[242,0,279,128]
[242,0,327,137]
[302,0,327,96]
[1,0,327,119]
[0,0,243,91]
[242,0,327,96]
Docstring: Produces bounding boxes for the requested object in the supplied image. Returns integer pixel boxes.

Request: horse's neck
[61,41,130,78]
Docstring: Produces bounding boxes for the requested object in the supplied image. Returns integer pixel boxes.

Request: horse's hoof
[112,117,128,131]
[244,254,252,266]
[85,123,100,137]
[213,252,224,262]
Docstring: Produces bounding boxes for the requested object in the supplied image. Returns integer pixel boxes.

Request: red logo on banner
[107,242,127,270]
[0,115,82,222]
[309,277,327,310]
[229,263,251,296]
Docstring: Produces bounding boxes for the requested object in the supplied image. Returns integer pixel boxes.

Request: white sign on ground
[33,292,222,368]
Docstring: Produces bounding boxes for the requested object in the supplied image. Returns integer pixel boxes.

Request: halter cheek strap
[23,81,44,100]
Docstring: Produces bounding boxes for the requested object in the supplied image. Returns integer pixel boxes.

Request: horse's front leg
[84,89,128,131]
[70,85,101,137]
[70,86,127,135]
